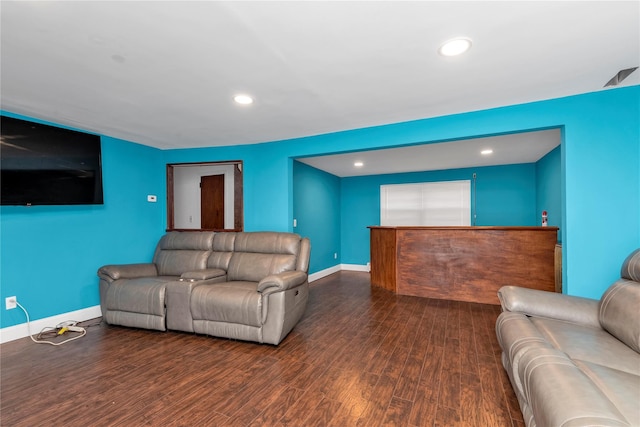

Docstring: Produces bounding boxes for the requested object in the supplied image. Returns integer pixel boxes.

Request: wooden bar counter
[369,226,559,305]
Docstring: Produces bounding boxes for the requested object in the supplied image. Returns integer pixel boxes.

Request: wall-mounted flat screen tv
[1,116,104,206]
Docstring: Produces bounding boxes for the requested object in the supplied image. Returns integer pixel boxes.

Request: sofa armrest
[257,271,307,294]
[498,286,600,328]
[180,268,226,282]
[97,263,158,282]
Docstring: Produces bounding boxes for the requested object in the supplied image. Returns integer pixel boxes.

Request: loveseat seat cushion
[575,360,640,426]
[598,249,640,353]
[530,316,640,376]
[191,281,263,327]
[105,276,171,316]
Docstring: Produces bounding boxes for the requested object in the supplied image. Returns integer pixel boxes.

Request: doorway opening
[166,161,243,231]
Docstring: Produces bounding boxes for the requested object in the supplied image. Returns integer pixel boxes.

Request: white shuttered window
[380,180,471,226]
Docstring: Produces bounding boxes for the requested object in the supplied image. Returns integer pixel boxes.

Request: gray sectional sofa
[98,231,311,345]
[496,248,640,427]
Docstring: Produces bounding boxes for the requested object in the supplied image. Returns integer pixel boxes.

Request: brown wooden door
[201,174,225,229]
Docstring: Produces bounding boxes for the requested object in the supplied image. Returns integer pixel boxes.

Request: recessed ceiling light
[233,94,254,105]
[481,149,493,155]
[438,38,472,57]
[354,161,364,167]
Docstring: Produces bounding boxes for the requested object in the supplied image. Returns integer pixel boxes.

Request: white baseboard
[0,305,102,344]
[309,265,341,282]
[309,263,370,282]
[340,263,371,272]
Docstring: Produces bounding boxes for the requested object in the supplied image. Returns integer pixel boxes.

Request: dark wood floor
[0,271,524,426]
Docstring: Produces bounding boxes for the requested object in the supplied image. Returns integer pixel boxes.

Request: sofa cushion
[620,248,640,281]
[599,279,640,353]
[227,253,297,282]
[191,281,263,327]
[207,232,236,270]
[530,316,640,376]
[575,360,640,426]
[105,277,171,315]
[234,232,300,255]
[598,249,640,353]
[496,312,551,362]
[212,232,236,252]
[152,232,215,276]
[158,231,215,251]
[496,312,555,398]
[155,250,211,276]
[227,233,300,282]
[518,347,631,427]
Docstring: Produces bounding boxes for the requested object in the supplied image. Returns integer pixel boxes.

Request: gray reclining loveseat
[98,231,311,345]
[496,248,639,427]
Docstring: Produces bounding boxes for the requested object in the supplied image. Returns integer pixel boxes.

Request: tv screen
[1,116,104,206]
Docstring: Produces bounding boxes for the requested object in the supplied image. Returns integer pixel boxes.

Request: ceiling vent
[604,67,638,87]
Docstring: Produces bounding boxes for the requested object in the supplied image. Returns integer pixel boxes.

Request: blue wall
[340,163,538,265]
[160,143,296,232]
[1,113,165,328]
[164,86,635,299]
[292,161,341,272]
[1,86,638,329]
[536,145,562,237]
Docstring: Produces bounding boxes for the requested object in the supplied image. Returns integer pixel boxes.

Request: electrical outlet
[5,296,17,310]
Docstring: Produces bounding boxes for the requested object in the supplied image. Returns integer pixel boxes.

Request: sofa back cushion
[227,232,301,282]
[296,237,311,273]
[207,232,237,270]
[620,248,640,281]
[599,249,640,353]
[153,232,215,276]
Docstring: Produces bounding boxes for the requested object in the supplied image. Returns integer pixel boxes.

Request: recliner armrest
[180,268,226,281]
[97,263,158,282]
[498,286,600,328]
[257,271,308,293]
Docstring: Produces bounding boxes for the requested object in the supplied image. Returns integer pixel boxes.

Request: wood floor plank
[326,370,380,425]
[300,396,343,427]
[355,373,397,427]
[0,271,524,427]
[435,405,462,427]
[246,386,306,427]
[380,396,413,427]
[225,384,291,427]
[438,337,462,410]
[460,371,483,426]
[392,340,427,401]
[459,302,479,374]
[276,389,325,426]
[477,353,514,426]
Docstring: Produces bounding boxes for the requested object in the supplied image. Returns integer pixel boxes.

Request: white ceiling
[297,128,561,177]
[1,1,638,176]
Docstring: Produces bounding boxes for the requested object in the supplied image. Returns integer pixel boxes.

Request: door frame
[166,161,243,231]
